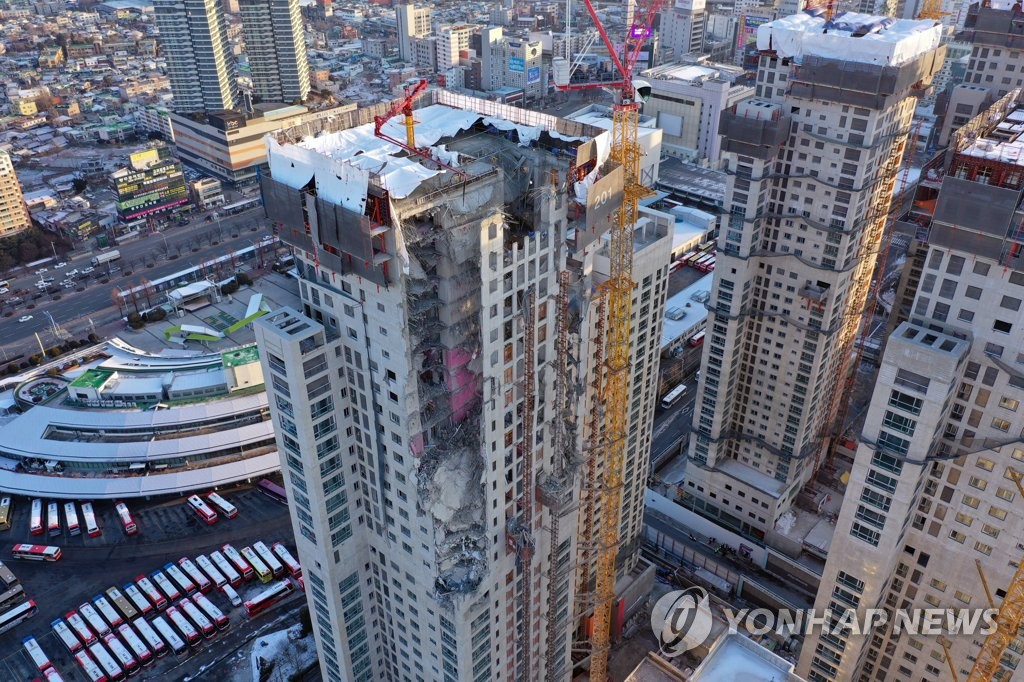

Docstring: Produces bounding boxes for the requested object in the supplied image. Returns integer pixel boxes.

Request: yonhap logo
[650,586,715,658]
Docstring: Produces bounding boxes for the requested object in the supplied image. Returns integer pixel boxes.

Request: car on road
[82,267,94,274]
[18,315,32,323]
[56,261,67,268]
[35,268,48,274]
[43,277,54,284]
[0,287,8,295]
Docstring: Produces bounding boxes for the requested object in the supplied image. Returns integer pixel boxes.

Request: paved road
[0,208,271,352]
[0,482,298,682]
[651,374,698,468]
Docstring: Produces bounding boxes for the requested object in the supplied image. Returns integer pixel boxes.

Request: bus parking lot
[0,482,297,681]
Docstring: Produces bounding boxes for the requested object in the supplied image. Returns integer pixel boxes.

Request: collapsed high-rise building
[253,91,671,682]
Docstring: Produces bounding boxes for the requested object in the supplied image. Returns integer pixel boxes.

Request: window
[949,529,967,543]
[889,390,923,415]
[990,506,1008,520]
[969,475,988,490]
[974,541,993,556]
[992,417,1012,432]
[994,319,1013,334]
[947,255,965,275]
[955,590,973,603]
[1000,396,1020,411]
[850,522,881,546]
[877,432,910,457]
[1001,295,1022,311]
[963,495,981,508]
[882,411,916,435]
[966,285,983,300]
[895,369,930,393]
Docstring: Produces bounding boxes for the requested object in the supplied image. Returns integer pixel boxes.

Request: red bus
[79,602,111,637]
[11,544,62,561]
[29,499,43,535]
[74,650,108,682]
[116,624,152,667]
[272,543,301,577]
[253,542,285,578]
[66,610,97,646]
[192,592,228,630]
[151,616,186,655]
[210,551,241,587]
[186,495,218,525]
[221,544,254,581]
[92,595,123,629]
[179,597,216,638]
[688,331,706,347]
[205,492,238,519]
[64,502,81,536]
[244,579,295,617]
[88,641,124,681]
[163,562,197,596]
[166,606,200,646]
[103,633,138,676]
[121,584,153,616]
[52,617,83,653]
[23,635,53,673]
[44,668,66,682]
[131,618,167,658]
[135,576,167,611]
[81,503,101,537]
[178,558,212,593]
[257,479,287,503]
[149,569,180,602]
[195,554,228,588]
[114,502,137,535]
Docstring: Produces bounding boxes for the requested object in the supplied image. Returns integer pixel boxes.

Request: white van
[221,583,241,607]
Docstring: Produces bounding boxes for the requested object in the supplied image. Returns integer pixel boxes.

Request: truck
[91,250,121,267]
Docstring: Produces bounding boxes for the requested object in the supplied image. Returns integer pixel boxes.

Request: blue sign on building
[508,57,525,73]
[527,66,541,84]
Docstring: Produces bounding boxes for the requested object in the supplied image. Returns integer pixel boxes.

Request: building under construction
[253,90,670,682]
[799,92,1024,682]
[682,12,945,551]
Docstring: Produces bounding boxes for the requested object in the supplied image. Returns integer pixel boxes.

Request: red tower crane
[372,79,466,178]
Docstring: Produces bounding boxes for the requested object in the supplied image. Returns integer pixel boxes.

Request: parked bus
[192,592,228,630]
[135,576,167,611]
[64,502,80,536]
[0,599,37,634]
[0,583,24,611]
[114,502,137,535]
[271,543,301,578]
[696,256,716,273]
[117,624,152,667]
[244,579,295,617]
[11,544,62,561]
[205,492,237,519]
[79,602,111,637]
[221,544,254,581]
[186,495,217,525]
[81,503,101,537]
[240,546,272,583]
[0,560,16,587]
[166,606,200,646]
[209,551,241,587]
[149,570,180,602]
[121,583,152,616]
[131,618,167,658]
[688,330,706,347]
[178,558,211,594]
[46,502,60,537]
[23,635,54,673]
[660,384,687,409]
[253,542,284,578]
[30,499,43,535]
[92,595,123,628]
[66,610,97,645]
[691,253,713,270]
[104,587,138,622]
[103,633,138,676]
[44,668,66,682]
[257,479,287,503]
[179,597,216,638]
[74,650,108,682]
[164,562,196,596]
[88,641,124,682]
[52,618,83,653]
[0,496,11,531]
[195,554,227,588]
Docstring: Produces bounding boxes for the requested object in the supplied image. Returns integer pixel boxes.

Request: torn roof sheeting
[267,103,589,200]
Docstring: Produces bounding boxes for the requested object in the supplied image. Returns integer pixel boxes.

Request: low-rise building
[190,177,224,210]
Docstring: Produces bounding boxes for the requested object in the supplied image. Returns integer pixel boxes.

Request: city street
[0,482,298,681]
[0,208,270,354]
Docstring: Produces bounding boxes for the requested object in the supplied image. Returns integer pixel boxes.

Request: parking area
[0,481,297,681]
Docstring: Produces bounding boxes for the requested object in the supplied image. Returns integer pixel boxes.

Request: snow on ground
[246,624,319,682]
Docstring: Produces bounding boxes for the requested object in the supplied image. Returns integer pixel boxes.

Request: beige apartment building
[0,150,31,237]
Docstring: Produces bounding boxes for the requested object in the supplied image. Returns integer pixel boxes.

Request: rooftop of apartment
[958,105,1024,166]
[757,11,943,66]
[643,60,747,85]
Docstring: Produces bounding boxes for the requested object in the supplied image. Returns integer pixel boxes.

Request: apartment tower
[684,14,944,545]
[254,93,670,682]
[0,150,30,237]
[239,0,311,104]
[397,3,432,62]
[799,93,1024,682]
[154,0,239,113]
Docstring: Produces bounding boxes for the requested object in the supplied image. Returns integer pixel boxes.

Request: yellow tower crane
[554,0,664,678]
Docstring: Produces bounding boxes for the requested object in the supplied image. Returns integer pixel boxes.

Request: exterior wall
[660,0,707,59]
[154,0,239,113]
[0,150,31,237]
[239,0,310,104]
[397,3,431,62]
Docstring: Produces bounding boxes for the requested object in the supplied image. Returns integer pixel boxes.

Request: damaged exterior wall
[254,97,629,681]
